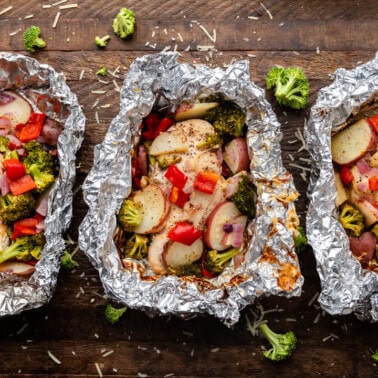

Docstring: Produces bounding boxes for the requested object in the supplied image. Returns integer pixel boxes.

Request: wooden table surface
[1,0,378,376]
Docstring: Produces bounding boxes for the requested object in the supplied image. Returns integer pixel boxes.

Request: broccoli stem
[34,37,46,49]
[216,247,239,266]
[0,243,22,264]
[275,75,297,102]
[258,323,280,350]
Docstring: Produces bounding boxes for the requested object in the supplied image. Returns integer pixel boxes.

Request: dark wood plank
[2,19,378,52]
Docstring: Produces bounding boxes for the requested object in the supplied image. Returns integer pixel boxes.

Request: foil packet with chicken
[306,53,378,321]
[79,53,303,325]
[0,53,84,316]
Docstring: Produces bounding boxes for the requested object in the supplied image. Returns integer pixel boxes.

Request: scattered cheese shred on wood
[24,14,34,19]
[95,363,103,377]
[260,2,273,19]
[9,29,22,36]
[59,3,78,10]
[0,6,13,16]
[91,90,106,94]
[52,11,61,28]
[47,351,62,365]
[42,4,52,9]
[52,0,67,6]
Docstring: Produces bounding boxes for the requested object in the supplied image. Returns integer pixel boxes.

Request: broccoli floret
[23,142,54,173]
[28,164,55,194]
[0,136,9,152]
[231,175,257,219]
[112,8,136,39]
[167,263,202,277]
[60,250,77,270]
[23,26,46,53]
[204,101,246,137]
[339,203,364,238]
[105,303,127,324]
[293,226,308,253]
[95,35,110,48]
[0,233,45,264]
[196,133,223,150]
[117,199,143,231]
[266,67,310,110]
[372,350,378,363]
[204,247,240,275]
[258,322,297,362]
[156,155,182,170]
[123,234,148,260]
[96,67,108,76]
[0,193,36,225]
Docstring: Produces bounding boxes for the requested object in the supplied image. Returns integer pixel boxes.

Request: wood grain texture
[1,0,378,376]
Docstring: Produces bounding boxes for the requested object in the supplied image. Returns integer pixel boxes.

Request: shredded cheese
[79,69,85,80]
[95,363,103,377]
[260,2,273,19]
[47,351,62,365]
[0,6,13,16]
[24,14,34,19]
[52,11,61,28]
[9,29,22,36]
[59,3,78,10]
[52,0,67,6]
[91,90,106,94]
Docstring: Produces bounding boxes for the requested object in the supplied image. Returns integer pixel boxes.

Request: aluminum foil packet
[306,53,378,321]
[79,52,303,326]
[0,53,85,316]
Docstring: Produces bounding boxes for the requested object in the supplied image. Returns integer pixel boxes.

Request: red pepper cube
[164,164,188,190]
[169,186,189,208]
[369,176,378,191]
[368,115,378,134]
[3,159,26,181]
[167,222,202,246]
[8,174,37,196]
[153,117,175,138]
[18,113,46,142]
[339,165,354,185]
[193,171,220,194]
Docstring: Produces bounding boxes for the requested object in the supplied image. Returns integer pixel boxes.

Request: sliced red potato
[223,138,250,174]
[162,238,203,268]
[220,215,247,248]
[331,119,377,165]
[204,200,243,251]
[349,231,376,264]
[0,261,35,276]
[149,128,188,156]
[0,91,32,129]
[132,184,170,234]
[148,233,169,274]
[174,102,218,122]
[334,171,348,206]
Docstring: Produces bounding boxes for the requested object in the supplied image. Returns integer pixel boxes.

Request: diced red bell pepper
[8,174,37,196]
[164,164,188,190]
[11,218,38,240]
[17,113,46,142]
[169,186,189,208]
[193,171,220,194]
[3,159,25,181]
[142,112,161,140]
[369,176,378,191]
[153,117,174,138]
[340,165,354,185]
[167,222,202,246]
[368,115,378,134]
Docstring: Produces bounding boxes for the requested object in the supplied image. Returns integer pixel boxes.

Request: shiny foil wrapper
[306,53,378,321]
[79,53,303,326]
[0,53,85,316]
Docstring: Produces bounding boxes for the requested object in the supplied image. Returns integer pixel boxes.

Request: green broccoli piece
[60,250,77,270]
[204,247,240,275]
[372,350,378,363]
[258,322,297,362]
[196,133,223,150]
[95,35,110,48]
[96,67,108,76]
[0,193,36,226]
[0,136,19,160]
[204,101,246,137]
[123,233,148,260]
[339,203,364,238]
[156,155,182,170]
[231,175,257,219]
[0,233,46,264]
[112,8,136,39]
[23,141,54,173]
[266,67,310,110]
[293,226,308,253]
[105,303,127,324]
[23,26,46,53]
[167,263,202,277]
[117,199,143,231]
[28,164,55,194]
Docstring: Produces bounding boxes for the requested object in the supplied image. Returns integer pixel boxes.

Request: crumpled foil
[306,53,378,321]
[79,52,303,326]
[0,53,85,316]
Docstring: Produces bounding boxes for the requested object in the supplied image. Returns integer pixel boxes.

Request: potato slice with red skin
[331,119,377,165]
[174,102,218,122]
[0,91,32,128]
[162,238,203,268]
[334,171,348,207]
[148,233,169,275]
[204,201,243,251]
[223,138,250,174]
[132,184,170,234]
[0,261,35,276]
